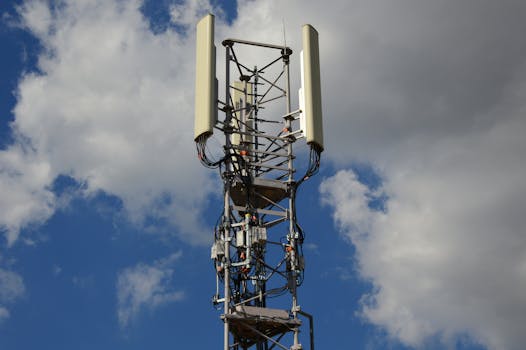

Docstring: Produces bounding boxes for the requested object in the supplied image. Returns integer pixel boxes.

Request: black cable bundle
[195,134,222,168]
[302,145,321,182]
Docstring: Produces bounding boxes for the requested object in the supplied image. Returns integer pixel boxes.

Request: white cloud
[16,0,52,37]
[170,0,216,27]
[321,158,526,349]
[0,145,55,246]
[0,268,25,321]
[1,0,222,245]
[116,252,184,328]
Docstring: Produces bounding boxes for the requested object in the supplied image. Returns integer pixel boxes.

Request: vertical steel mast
[194,14,323,350]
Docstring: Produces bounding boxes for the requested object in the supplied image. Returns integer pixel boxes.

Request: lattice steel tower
[194,14,323,350]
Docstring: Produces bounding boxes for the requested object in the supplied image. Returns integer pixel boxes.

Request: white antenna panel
[194,14,217,141]
[301,24,324,151]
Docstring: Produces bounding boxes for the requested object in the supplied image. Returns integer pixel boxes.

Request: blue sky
[1,1,525,349]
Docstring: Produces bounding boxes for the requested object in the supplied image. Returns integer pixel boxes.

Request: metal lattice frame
[198,38,319,350]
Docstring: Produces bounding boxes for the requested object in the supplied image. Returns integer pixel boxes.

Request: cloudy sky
[1,0,525,349]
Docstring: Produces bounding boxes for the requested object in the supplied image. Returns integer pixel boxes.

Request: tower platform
[223,306,301,348]
[230,177,289,210]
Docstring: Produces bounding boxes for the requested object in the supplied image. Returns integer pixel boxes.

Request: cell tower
[194,14,323,350]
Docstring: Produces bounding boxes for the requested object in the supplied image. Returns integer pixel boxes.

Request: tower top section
[193,15,324,154]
